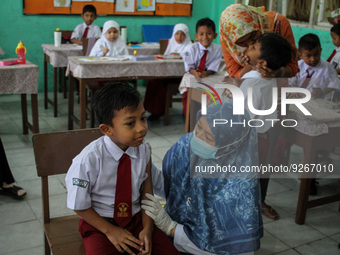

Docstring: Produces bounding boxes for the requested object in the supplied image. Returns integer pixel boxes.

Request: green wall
[0,0,335,92]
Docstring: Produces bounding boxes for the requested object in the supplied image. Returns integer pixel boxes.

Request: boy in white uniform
[289,33,340,100]
[65,83,180,255]
[328,23,340,74]
[181,17,222,116]
[71,4,101,45]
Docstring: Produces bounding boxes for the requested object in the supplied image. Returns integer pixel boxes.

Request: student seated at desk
[288,33,340,100]
[89,20,128,57]
[65,83,180,255]
[144,23,193,121]
[71,4,101,45]
[181,17,222,116]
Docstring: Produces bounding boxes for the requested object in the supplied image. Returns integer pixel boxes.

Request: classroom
[1,0,340,254]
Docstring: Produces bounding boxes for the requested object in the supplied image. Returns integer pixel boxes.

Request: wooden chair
[32,128,103,255]
[159,39,182,125]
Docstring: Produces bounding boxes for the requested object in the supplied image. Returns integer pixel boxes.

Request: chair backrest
[159,39,169,55]
[32,128,103,222]
[81,37,99,56]
[61,30,73,39]
[142,25,174,43]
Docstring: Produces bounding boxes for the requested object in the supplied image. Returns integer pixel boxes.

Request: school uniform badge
[72,178,89,188]
[117,202,129,217]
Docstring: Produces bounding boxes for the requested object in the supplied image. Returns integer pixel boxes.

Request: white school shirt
[65,136,150,218]
[241,70,278,134]
[330,46,340,70]
[71,23,101,41]
[288,59,340,98]
[182,42,222,73]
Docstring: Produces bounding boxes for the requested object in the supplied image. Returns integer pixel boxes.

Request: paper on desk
[77,56,131,62]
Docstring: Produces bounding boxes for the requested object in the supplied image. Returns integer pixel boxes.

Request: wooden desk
[0,60,39,134]
[42,43,160,118]
[42,44,83,117]
[66,56,185,129]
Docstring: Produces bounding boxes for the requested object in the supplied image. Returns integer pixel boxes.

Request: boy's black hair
[331,23,340,36]
[93,82,142,125]
[257,33,294,71]
[82,4,97,15]
[298,33,321,51]
[196,18,216,33]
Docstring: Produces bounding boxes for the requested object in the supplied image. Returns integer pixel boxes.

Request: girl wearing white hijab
[89,20,128,57]
[164,23,192,56]
[144,23,192,121]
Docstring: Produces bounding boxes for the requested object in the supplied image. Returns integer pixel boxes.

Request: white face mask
[190,128,217,159]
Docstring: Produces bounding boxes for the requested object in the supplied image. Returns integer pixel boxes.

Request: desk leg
[62,67,67,99]
[44,54,48,109]
[53,67,58,117]
[68,74,74,130]
[295,146,316,225]
[185,89,191,134]
[79,79,86,129]
[21,94,28,135]
[31,94,39,133]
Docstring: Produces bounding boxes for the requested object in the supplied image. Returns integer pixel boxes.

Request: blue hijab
[163,101,263,254]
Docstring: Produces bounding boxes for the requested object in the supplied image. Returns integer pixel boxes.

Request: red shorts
[79,212,180,255]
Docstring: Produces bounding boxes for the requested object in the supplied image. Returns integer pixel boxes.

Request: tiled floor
[0,88,339,255]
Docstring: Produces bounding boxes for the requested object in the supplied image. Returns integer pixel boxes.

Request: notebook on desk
[131,55,156,61]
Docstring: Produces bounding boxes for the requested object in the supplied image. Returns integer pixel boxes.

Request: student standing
[71,4,101,45]
[65,83,180,255]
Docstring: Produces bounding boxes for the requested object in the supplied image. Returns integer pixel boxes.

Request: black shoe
[147,114,162,122]
[338,243,340,250]
[310,179,318,196]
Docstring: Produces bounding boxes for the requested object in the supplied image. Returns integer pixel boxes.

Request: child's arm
[336,69,340,75]
[201,70,216,78]
[139,160,154,255]
[189,68,202,80]
[75,207,143,255]
[71,38,82,45]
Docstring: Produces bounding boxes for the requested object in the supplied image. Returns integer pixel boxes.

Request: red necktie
[82,27,89,39]
[197,50,208,72]
[114,153,132,227]
[301,69,315,89]
[327,49,336,62]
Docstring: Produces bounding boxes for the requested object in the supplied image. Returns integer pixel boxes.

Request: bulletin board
[23,0,192,16]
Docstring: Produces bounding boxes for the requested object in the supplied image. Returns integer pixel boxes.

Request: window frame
[235,0,333,31]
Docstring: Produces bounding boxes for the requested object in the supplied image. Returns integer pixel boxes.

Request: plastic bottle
[15,41,27,64]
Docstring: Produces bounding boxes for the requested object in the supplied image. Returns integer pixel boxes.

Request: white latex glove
[141,193,177,236]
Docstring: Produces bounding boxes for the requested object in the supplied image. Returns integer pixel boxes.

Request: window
[235,0,340,30]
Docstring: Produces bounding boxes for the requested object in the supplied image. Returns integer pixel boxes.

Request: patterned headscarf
[162,101,262,254]
[219,4,275,65]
